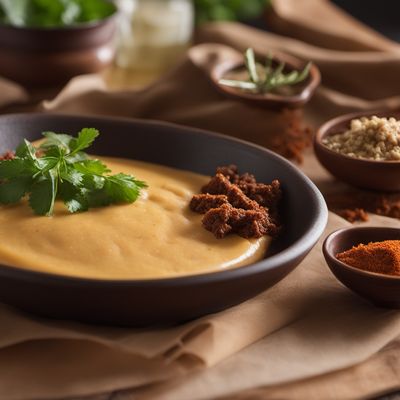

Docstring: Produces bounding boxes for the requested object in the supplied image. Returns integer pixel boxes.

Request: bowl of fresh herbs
[0,0,117,86]
[210,48,320,108]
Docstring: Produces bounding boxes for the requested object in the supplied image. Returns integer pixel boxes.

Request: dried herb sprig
[219,48,311,94]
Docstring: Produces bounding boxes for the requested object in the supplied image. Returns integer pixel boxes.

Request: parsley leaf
[41,132,72,150]
[16,139,37,160]
[59,181,88,213]
[104,173,147,203]
[29,172,57,216]
[0,128,147,216]
[0,158,34,179]
[74,159,110,175]
[60,166,83,186]
[69,128,99,155]
[0,177,31,204]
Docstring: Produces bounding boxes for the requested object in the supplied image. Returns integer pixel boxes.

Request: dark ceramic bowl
[210,50,320,109]
[323,227,400,308]
[314,110,400,192]
[0,113,327,326]
[0,15,116,87]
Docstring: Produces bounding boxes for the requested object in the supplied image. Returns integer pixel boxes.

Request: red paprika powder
[337,240,400,276]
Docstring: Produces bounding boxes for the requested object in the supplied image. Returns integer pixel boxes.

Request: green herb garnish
[0,0,116,28]
[219,48,312,94]
[0,128,147,216]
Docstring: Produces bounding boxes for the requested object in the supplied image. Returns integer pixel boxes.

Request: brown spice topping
[190,165,281,239]
[202,203,279,239]
[337,240,400,276]
[190,194,228,214]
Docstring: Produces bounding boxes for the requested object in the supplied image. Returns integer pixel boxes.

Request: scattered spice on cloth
[190,165,281,239]
[272,109,313,163]
[337,240,400,276]
[336,208,369,223]
[327,189,400,222]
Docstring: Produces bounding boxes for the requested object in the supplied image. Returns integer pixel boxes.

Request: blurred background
[114,0,400,72]
[113,0,400,88]
[0,0,399,90]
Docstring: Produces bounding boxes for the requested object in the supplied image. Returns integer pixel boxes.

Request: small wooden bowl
[314,110,400,192]
[323,227,400,308]
[210,51,320,109]
[0,14,116,87]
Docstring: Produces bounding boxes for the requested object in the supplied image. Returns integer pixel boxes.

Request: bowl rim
[315,109,400,165]
[323,226,400,280]
[210,50,321,107]
[0,8,117,33]
[0,113,328,287]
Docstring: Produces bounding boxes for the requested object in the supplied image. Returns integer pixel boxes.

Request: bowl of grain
[314,110,400,192]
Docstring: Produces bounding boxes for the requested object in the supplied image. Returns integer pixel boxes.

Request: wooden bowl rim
[210,50,321,107]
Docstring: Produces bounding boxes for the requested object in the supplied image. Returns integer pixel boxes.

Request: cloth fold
[40,45,310,160]
[1,213,400,400]
[0,77,28,108]
[1,1,400,399]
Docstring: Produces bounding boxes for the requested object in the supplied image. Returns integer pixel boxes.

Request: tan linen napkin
[266,0,399,51]
[224,339,400,400]
[1,1,400,399]
[1,212,400,400]
[40,47,310,161]
[0,242,314,400]
[0,77,28,109]
[107,213,400,400]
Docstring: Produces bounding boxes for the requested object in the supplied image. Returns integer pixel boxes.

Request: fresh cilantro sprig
[0,128,147,216]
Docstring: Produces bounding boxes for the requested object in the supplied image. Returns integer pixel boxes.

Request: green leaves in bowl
[0,0,116,28]
[0,128,147,216]
[219,48,312,94]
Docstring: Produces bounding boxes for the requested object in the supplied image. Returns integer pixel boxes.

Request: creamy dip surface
[0,157,269,280]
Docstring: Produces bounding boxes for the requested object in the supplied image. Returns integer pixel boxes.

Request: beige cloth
[1,1,400,399]
[1,212,400,400]
[0,77,28,108]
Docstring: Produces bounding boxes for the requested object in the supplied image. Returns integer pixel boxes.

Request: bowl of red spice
[323,227,400,308]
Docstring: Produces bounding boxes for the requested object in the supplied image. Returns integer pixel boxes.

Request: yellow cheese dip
[0,157,269,280]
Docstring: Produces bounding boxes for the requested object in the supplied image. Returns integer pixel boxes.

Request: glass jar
[115,0,194,72]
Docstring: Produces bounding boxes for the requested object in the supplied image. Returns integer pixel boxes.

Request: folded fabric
[1,212,400,400]
[0,1,400,399]
[0,77,28,109]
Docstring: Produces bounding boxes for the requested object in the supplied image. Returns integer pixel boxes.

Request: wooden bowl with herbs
[323,227,400,308]
[210,48,320,109]
[314,110,400,192]
[0,0,117,87]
